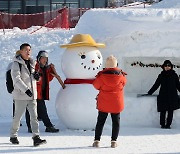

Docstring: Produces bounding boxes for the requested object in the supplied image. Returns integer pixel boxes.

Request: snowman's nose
[91,60,95,63]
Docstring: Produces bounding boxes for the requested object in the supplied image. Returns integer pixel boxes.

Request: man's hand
[25,89,33,97]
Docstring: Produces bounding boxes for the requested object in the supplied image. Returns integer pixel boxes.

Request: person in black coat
[148,60,180,129]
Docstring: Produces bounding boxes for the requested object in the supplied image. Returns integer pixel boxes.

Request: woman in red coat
[26,51,65,133]
[92,55,126,148]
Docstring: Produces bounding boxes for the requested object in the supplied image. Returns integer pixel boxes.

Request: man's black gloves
[33,72,40,81]
[25,89,33,97]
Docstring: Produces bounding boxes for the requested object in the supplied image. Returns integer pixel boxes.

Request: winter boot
[161,125,166,129]
[45,126,59,133]
[165,125,171,129]
[92,140,100,148]
[10,137,19,144]
[32,135,47,147]
[111,141,117,148]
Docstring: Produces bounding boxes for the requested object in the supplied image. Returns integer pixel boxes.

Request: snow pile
[74,7,180,128]
[75,8,180,66]
[75,8,180,120]
[152,0,180,8]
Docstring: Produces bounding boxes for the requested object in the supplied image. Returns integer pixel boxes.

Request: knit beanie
[161,60,173,69]
[105,55,117,68]
[36,50,48,62]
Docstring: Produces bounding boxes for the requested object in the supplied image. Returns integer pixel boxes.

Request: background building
[0,0,159,14]
[0,0,160,29]
[0,0,109,14]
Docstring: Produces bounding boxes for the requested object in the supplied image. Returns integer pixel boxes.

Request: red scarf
[64,78,95,84]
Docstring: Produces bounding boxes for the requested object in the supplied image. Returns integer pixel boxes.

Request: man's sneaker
[32,135,47,147]
[45,126,59,133]
[10,137,19,144]
[28,127,32,133]
[92,140,100,147]
[111,141,117,148]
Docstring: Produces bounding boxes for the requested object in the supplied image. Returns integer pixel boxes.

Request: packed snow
[1,0,180,153]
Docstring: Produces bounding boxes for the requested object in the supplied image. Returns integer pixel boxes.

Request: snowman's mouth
[81,63,102,70]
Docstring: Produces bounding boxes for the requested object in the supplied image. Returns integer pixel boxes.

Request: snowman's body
[56,46,103,129]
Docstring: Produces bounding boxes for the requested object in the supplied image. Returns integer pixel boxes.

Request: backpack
[6,62,22,93]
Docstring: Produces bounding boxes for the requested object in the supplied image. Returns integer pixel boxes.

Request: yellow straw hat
[60,34,105,48]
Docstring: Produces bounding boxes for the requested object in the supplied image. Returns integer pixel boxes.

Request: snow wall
[75,8,180,128]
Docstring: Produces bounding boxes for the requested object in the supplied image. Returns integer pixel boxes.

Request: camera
[33,72,40,81]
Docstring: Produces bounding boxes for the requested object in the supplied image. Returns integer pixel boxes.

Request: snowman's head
[62,46,103,79]
[61,34,105,79]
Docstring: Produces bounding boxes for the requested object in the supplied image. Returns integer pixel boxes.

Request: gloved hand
[25,89,33,97]
[33,72,40,81]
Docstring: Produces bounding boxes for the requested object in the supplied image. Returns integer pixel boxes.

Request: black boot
[45,126,59,133]
[165,125,171,129]
[10,137,19,144]
[161,125,166,129]
[32,135,47,147]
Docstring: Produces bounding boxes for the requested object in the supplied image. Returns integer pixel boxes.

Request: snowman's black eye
[81,55,86,59]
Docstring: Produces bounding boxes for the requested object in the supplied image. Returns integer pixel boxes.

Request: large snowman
[56,34,105,130]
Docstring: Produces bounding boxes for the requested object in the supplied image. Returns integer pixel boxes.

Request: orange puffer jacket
[93,68,127,113]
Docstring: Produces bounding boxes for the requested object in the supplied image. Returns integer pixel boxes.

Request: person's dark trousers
[111,112,120,141]
[94,111,120,141]
[160,110,174,127]
[166,110,174,126]
[37,99,53,127]
[26,99,53,129]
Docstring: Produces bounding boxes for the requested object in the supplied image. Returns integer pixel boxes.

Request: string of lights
[130,61,180,68]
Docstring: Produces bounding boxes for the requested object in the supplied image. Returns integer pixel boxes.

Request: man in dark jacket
[148,60,180,129]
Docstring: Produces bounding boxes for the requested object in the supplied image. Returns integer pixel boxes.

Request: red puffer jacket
[93,68,127,113]
[35,63,54,100]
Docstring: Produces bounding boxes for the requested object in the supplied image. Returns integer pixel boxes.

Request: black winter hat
[161,60,173,69]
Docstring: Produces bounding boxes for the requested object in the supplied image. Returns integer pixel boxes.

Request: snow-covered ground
[1,0,180,153]
[1,120,180,154]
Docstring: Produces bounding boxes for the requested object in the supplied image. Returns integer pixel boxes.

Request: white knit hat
[105,55,117,68]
